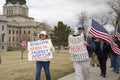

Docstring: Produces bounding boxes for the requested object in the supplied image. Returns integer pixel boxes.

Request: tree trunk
[0,54,2,64]
[20,48,25,59]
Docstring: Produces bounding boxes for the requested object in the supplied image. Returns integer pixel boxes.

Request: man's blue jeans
[113,54,120,72]
[35,61,51,80]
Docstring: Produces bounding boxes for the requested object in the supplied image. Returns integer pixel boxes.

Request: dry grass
[118,77,120,80]
[0,50,74,80]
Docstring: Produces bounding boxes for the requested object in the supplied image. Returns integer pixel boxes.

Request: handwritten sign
[28,39,53,61]
[68,33,89,61]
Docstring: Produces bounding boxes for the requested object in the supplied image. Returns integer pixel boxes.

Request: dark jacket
[96,42,109,58]
[85,36,96,57]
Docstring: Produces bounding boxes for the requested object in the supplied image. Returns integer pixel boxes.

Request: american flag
[18,40,27,47]
[21,40,26,47]
[89,19,120,55]
[116,27,120,41]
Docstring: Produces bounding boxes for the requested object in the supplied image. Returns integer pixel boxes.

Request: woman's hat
[40,31,47,35]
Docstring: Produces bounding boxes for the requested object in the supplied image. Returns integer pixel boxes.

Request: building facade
[0,0,53,51]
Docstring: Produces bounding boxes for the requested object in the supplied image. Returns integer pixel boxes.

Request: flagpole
[115,23,119,36]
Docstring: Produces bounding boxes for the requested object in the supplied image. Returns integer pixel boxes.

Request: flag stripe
[89,28,120,54]
[89,19,120,55]
[116,31,120,41]
[90,28,120,54]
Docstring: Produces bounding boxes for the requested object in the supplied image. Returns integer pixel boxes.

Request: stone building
[0,0,53,51]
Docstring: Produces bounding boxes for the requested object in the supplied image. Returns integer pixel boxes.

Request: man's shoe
[116,71,119,74]
[92,64,94,67]
[101,73,103,76]
[103,74,106,78]
[112,69,115,72]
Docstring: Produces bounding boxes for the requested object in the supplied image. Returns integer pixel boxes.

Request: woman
[35,31,54,80]
[96,39,109,78]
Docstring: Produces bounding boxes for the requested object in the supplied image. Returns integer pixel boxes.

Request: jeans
[113,54,120,72]
[35,61,51,80]
[110,53,114,67]
[118,55,120,70]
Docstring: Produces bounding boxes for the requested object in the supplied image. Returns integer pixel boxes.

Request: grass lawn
[118,77,120,80]
[0,50,74,80]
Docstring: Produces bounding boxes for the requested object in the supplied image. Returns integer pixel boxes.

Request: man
[112,37,120,74]
[73,26,95,80]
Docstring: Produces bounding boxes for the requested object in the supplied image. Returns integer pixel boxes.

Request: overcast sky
[0,0,110,28]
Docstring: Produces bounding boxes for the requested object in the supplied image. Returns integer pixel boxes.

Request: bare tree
[77,11,88,28]
[91,13,111,26]
[107,0,120,32]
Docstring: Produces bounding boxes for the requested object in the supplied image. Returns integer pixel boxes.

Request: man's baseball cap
[77,26,85,30]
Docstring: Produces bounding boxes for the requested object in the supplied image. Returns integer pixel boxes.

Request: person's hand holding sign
[84,41,88,46]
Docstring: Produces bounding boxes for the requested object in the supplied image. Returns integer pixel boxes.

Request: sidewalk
[58,60,120,80]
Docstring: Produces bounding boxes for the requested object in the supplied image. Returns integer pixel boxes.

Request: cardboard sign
[68,33,89,61]
[28,39,53,61]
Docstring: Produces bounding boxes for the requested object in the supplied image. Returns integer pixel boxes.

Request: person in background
[90,37,99,67]
[96,39,110,78]
[35,31,54,80]
[111,37,120,74]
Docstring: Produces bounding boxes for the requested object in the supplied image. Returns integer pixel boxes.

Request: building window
[13,30,15,34]
[19,31,21,34]
[28,30,30,34]
[7,7,13,16]
[2,33,5,42]
[24,30,26,34]
[2,46,4,50]
[9,30,11,34]
[16,30,18,34]
[13,36,14,41]
[9,37,11,42]
[2,26,4,31]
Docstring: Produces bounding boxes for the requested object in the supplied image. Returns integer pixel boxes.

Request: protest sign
[68,33,89,61]
[28,39,53,61]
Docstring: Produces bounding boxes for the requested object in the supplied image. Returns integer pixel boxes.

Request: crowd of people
[91,35,120,76]
[22,29,120,80]
[71,26,120,80]
[0,28,119,80]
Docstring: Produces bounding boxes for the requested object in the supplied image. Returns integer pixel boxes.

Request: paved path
[58,60,120,80]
